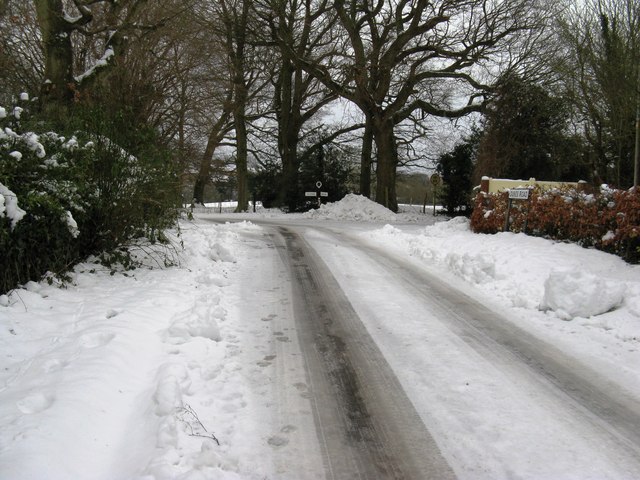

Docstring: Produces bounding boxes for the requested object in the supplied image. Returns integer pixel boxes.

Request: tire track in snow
[271,226,456,480]
[306,226,640,478]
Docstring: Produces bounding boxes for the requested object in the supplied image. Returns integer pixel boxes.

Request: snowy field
[0,194,639,479]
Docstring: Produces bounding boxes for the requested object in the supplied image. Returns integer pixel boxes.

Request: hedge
[0,96,181,294]
[470,185,640,263]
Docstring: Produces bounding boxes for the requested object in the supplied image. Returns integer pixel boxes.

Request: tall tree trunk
[231,0,250,213]
[234,83,249,212]
[34,0,74,110]
[192,143,214,205]
[360,112,374,197]
[282,132,300,212]
[373,118,398,212]
[275,59,302,211]
[192,108,232,204]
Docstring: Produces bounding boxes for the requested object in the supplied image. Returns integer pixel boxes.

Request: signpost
[505,188,531,232]
[306,181,328,206]
[430,174,441,216]
[508,188,530,200]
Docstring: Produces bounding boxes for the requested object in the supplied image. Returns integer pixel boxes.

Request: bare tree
[288,0,546,211]
[255,0,346,211]
[192,0,272,211]
[30,0,199,122]
[32,0,142,109]
[557,0,639,187]
[0,2,43,102]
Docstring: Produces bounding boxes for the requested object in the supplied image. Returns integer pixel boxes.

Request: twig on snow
[175,404,220,446]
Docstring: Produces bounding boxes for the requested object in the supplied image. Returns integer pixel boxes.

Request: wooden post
[480,176,490,193]
[504,198,512,232]
[433,185,437,216]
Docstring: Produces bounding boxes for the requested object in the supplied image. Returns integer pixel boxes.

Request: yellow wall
[484,177,581,194]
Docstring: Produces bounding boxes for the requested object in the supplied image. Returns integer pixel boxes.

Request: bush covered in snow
[471,186,640,262]
[0,96,180,293]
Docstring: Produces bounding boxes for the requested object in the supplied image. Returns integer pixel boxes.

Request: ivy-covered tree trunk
[34,0,75,108]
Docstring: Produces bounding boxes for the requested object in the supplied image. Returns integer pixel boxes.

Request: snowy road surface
[269,226,455,479]
[217,217,640,479]
[2,198,640,479]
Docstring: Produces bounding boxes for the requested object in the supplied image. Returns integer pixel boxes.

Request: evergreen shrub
[0,96,180,293]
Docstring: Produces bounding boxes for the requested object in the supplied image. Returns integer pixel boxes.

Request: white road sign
[509,188,530,200]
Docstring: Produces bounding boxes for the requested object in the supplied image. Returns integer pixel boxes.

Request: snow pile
[445,251,496,284]
[540,270,626,320]
[423,215,470,236]
[304,194,397,222]
[366,217,640,340]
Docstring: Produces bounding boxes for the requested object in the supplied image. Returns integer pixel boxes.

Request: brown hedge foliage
[470,186,640,263]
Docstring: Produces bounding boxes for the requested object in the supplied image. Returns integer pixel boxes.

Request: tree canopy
[1,0,638,217]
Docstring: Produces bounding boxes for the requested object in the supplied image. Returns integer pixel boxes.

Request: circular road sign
[430,174,441,186]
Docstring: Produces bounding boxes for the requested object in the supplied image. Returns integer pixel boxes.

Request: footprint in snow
[105,309,122,319]
[42,358,68,373]
[268,426,297,448]
[79,331,115,348]
[16,392,55,414]
[257,354,276,367]
[268,436,289,447]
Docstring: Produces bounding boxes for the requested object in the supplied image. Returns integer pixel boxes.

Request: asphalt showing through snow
[271,226,456,479]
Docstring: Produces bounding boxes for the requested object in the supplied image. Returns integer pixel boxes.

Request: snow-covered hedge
[471,186,640,263]
[0,96,179,293]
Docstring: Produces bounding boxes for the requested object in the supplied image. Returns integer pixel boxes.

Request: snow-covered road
[199,213,640,478]
[293,223,640,479]
[1,196,639,479]
[265,225,455,479]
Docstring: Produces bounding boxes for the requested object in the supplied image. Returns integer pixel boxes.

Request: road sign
[315,181,323,189]
[305,192,316,197]
[505,187,532,233]
[320,192,328,197]
[509,188,530,200]
[430,174,441,186]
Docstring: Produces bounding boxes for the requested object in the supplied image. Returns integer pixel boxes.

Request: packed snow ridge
[369,216,639,340]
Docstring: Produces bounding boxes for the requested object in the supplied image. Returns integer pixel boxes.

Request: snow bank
[0,220,272,480]
[304,193,397,222]
[366,217,640,341]
[540,270,625,319]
